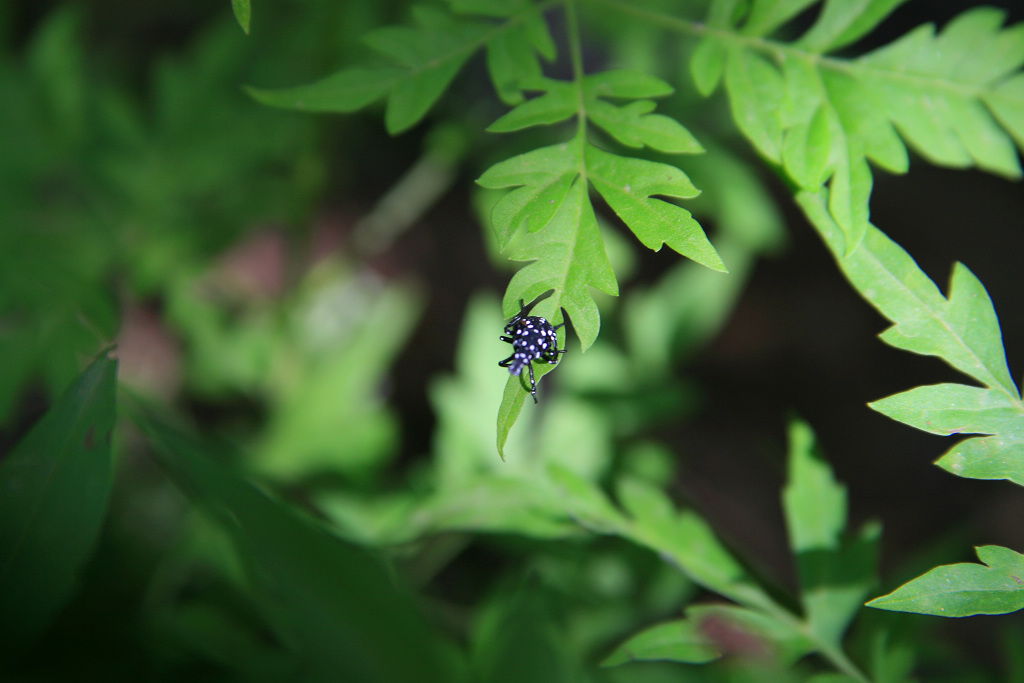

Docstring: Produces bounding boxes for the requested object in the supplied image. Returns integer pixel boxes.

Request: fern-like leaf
[246,4,552,133]
[598,421,875,678]
[691,2,1024,251]
[868,545,1024,617]
[480,69,722,341]
[480,141,616,457]
[480,58,723,415]
[452,0,557,104]
[798,190,1024,487]
[246,2,725,420]
[480,143,617,350]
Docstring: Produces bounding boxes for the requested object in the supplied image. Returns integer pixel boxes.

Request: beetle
[499,299,566,403]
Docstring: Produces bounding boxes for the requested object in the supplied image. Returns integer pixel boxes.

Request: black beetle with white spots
[499,299,566,403]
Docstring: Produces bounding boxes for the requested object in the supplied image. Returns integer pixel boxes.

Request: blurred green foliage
[1,2,1022,682]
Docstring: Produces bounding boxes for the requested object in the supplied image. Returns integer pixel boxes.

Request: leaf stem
[565,0,588,143]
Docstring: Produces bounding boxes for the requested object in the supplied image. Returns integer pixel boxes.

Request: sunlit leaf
[799,192,1018,400]
[587,145,725,271]
[588,99,703,153]
[868,545,1024,616]
[870,383,1022,436]
[935,434,1024,486]
[487,79,576,132]
[478,142,618,356]
[696,4,1024,251]
[802,190,1024,490]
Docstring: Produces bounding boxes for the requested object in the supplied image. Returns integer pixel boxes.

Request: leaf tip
[231,0,252,34]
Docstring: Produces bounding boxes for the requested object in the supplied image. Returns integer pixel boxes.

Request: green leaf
[691,37,727,96]
[868,545,1024,616]
[424,294,577,467]
[587,145,726,271]
[615,476,676,531]
[478,143,577,246]
[484,61,721,446]
[783,420,846,558]
[583,69,675,99]
[651,509,748,592]
[798,192,1018,399]
[601,619,719,666]
[369,15,489,134]
[534,397,614,480]
[478,143,618,352]
[853,8,1024,177]
[796,0,911,53]
[26,5,87,143]
[724,46,785,162]
[484,66,720,424]
[802,191,1024,487]
[449,0,530,18]
[410,477,578,539]
[741,0,820,38]
[603,603,818,668]
[246,67,404,113]
[782,103,832,189]
[503,181,614,346]
[611,477,764,606]
[870,383,1023,436]
[935,434,1024,487]
[487,79,576,132]
[706,0,746,29]
[473,583,576,683]
[485,17,551,105]
[782,419,878,645]
[488,69,695,151]
[867,633,917,683]
[985,74,1024,148]
[618,145,786,376]
[430,294,531,475]
[247,7,490,133]
[547,463,628,535]
[496,370,530,460]
[588,99,704,154]
[687,5,1024,251]
[0,352,117,655]
[823,70,907,175]
[685,604,817,665]
[825,144,872,255]
[877,262,1017,398]
[481,139,623,417]
[231,0,251,34]
[255,280,422,480]
[495,181,606,417]
[132,405,459,682]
